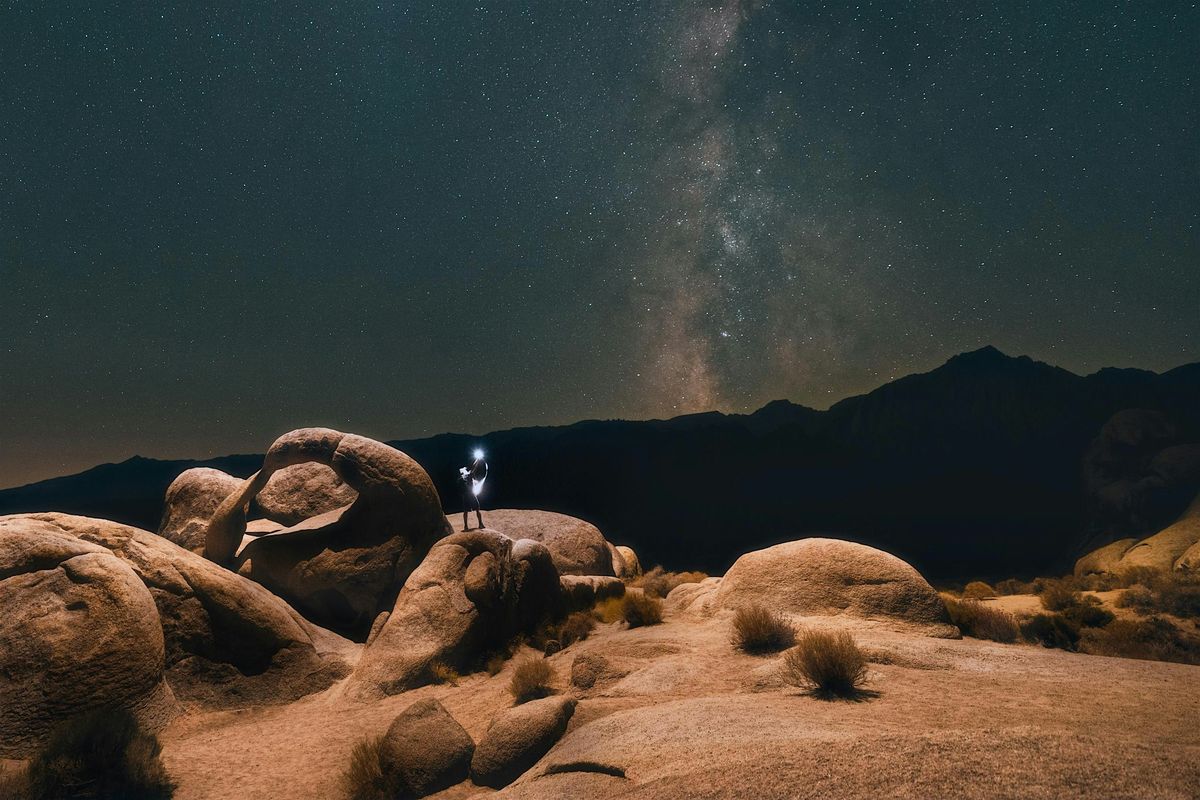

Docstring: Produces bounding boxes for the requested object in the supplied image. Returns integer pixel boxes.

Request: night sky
[2,1,1197,488]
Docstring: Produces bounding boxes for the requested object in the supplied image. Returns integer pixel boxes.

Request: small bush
[994,578,1033,595]
[484,652,509,676]
[781,629,868,698]
[509,656,555,704]
[1116,584,1156,611]
[941,595,1020,643]
[342,735,404,800]
[961,581,996,600]
[0,763,28,799]
[1060,597,1115,629]
[593,597,624,623]
[621,592,664,627]
[1079,615,1200,665]
[1116,566,1163,590]
[1039,580,1082,612]
[730,604,796,654]
[1157,575,1200,619]
[427,660,460,686]
[635,566,708,599]
[530,611,597,653]
[25,708,174,800]
[1021,613,1081,650]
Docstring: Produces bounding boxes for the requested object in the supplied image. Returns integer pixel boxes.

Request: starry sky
[1,1,1197,488]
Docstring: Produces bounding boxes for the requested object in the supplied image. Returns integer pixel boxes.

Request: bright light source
[472,482,483,496]
[473,448,484,460]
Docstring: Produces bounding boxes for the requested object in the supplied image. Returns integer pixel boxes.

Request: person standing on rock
[460,448,488,531]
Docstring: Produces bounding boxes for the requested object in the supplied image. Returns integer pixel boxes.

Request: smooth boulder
[159,467,244,553]
[1116,492,1200,572]
[462,509,614,577]
[8,513,355,707]
[713,537,957,637]
[348,530,557,698]
[379,698,474,797]
[470,696,577,789]
[0,517,176,756]
[1074,538,1138,576]
[255,462,356,526]
[206,428,451,638]
[614,544,642,579]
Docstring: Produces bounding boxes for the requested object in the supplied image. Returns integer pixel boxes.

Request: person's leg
[462,487,471,531]
[474,492,484,529]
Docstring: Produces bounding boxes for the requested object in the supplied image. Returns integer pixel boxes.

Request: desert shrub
[342,735,403,800]
[24,708,174,800]
[1060,596,1115,629]
[1116,584,1155,611]
[1079,615,1200,665]
[781,629,868,698]
[427,660,460,686]
[941,595,1020,643]
[1115,566,1164,590]
[1038,580,1082,612]
[484,652,509,676]
[994,578,1033,595]
[730,603,796,654]
[635,566,708,599]
[1076,572,1120,592]
[1157,574,1200,618]
[1021,613,1081,650]
[593,597,624,624]
[621,592,664,627]
[531,611,597,653]
[509,656,555,704]
[961,581,996,600]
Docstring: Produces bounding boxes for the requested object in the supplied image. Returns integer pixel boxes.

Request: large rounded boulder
[347,530,559,699]
[159,467,244,553]
[255,462,357,526]
[205,428,451,638]
[7,513,355,707]
[470,696,577,789]
[466,509,613,577]
[379,698,474,796]
[1074,538,1138,576]
[713,537,957,637]
[1116,492,1200,572]
[0,517,177,756]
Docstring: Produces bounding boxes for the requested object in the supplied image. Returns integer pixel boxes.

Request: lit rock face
[1074,538,1139,576]
[255,462,357,527]
[612,544,642,579]
[379,698,475,797]
[0,517,177,756]
[347,529,560,699]
[205,428,451,638]
[713,537,958,638]
[159,467,244,554]
[1116,492,1200,572]
[461,508,614,577]
[4,512,355,708]
[470,696,577,789]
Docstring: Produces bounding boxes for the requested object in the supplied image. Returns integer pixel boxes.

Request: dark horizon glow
[2,2,1197,489]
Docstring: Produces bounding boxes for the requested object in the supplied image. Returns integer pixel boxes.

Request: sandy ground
[160,601,1200,800]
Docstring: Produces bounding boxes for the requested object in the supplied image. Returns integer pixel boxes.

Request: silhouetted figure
[460,449,488,531]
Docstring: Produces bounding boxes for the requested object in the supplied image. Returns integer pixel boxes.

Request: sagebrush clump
[730,603,796,654]
[781,629,868,698]
[621,591,664,627]
[509,656,555,704]
[941,594,1020,643]
[342,735,405,800]
[635,566,708,598]
[961,581,996,600]
[23,708,174,800]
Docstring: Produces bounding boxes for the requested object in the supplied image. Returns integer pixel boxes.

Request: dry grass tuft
[621,592,664,627]
[1038,580,1082,612]
[593,597,625,624]
[23,708,174,800]
[530,611,597,653]
[509,656,555,704]
[961,581,996,600]
[341,735,406,800]
[634,566,709,598]
[730,603,796,654]
[427,660,461,686]
[781,629,869,698]
[941,594,1020,643]
[1079,615,1200,665]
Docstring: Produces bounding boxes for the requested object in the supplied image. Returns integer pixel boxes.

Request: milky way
[1,1,1196,486]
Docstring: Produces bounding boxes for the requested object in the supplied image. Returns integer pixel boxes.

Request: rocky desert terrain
[2,428,1198,799]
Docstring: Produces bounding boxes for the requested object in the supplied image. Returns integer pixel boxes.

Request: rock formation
[159,467,244,553]
[348,530,559,698]
[256,462,357,526]
[379,698,474,797]
[713,537,957,637]
[613,544,642,579]
[0,517,177,756]
[205,428,451,638]
[470,696,577,789]
[1074,537,1138,576]
[461,509,614,577]
[1114,491,1200,572]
